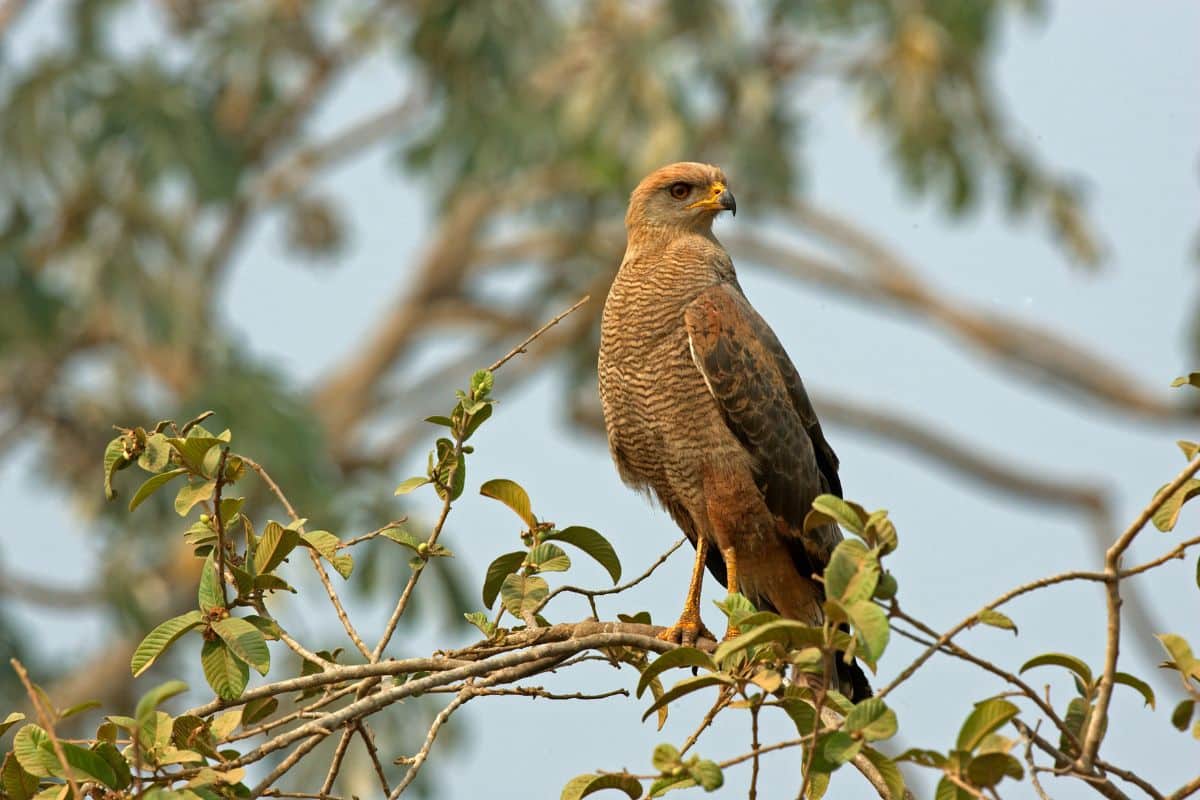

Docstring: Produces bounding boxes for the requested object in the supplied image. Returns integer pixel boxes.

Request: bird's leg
[657,537,715,646]
[721,545,741,642]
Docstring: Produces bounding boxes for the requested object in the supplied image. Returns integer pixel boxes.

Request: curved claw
[657,616,716,647]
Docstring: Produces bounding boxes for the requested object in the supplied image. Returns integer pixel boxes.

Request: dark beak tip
[720,190,737,216]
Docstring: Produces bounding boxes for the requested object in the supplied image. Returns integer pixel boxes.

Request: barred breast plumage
[596,161,871,701]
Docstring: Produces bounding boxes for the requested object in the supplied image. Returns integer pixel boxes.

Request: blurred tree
[0,0,1194,796]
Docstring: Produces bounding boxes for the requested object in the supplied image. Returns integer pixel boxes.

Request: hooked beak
[687,181,737,216]
[718,187,737,216]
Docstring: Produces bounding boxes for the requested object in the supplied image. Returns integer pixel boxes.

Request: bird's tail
[835,653,872,702]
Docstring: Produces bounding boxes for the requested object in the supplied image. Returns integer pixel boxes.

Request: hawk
[598,162,870,700]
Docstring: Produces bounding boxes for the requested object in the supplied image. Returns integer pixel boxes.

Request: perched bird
[598,162,870,700]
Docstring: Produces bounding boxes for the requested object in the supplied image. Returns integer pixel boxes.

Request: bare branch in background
[732,219,1196,421]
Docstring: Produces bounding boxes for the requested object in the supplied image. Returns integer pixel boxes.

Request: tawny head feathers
[625,162,736,232]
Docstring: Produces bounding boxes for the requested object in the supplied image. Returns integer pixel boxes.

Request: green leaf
[861,747,906,800]
[244,615,281,640]
[135,680,189,724]
[806,494,867,536]
[57,701,99,721]
[894,748,947,768]
[713,593,756,629]
[198,556,224,613]
[956,698,1020,752]
[935,777,972,800]
[651,743,680,771]
[201,640,249,700]
[479,478,537,528]
[777,696,817,735]
[618,611,652,625]
[1113,672,1155,709]
[641,674,733,723]
[822,730,862,765]
[824,540,879,604]
[242,697,278,727]
[103,437,130,501]
[92,742,132,790]
[499,573,549,618]
[301,530,352,578]
[129,468,188,511]
[713,619,827,665]
[1019,652,1094,687]
[844,698,898,742]
[131,610,204,676]
[637,648,717,699]
[689,759,723,791]
[873,572,898,600]
[254,521,300,575]
[212,618,271,675]
[12,726,56,777]
[394,476,430,495]
[471,369,494,398]
[138,433,172,472]
[560,773,641,800]
[966,752,1024,787]
[425,415,453,427]
[48,742,118,788]
[1152,479,1200,532]
[482,551,527,608]
[545,526,622,583]
[1157,634,1200,680]
[3,751,40,800]
[647,775,694,797]
[464,612,497,638]
[976,609,1018,634]
[527,542,571,573]
[1171,699,1195,731]
[845,600,889,667]
[0,713,25,738]
[381,527,423,552]
[462,402,493,439]
[300,530,340,559]
[174,480,216,516]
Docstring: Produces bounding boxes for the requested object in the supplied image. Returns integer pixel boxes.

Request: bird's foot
[657,614,715,647]
[721,624,741,643]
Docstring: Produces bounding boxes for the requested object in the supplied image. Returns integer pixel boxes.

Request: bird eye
[668,182,691,200]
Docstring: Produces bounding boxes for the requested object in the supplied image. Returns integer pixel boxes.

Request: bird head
[625,162,736,233]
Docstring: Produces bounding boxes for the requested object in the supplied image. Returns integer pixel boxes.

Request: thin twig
[1022,723,1054,800]
[1080,453,1200,771]
[389,689,474,797]
[213,446,231,608]
[242,455,372,660]
[11,659,82,800]
[678,686,731,757]
[749,699,761,800]
[533,537,686,616]
[486,295,590,372]
[250,731,331,798]
[1167,775,1200,800]
[357,721,392,796]
[319,727,355,797]
[339,519,408,550]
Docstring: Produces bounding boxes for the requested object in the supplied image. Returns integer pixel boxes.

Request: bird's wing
[684,283,843,567]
